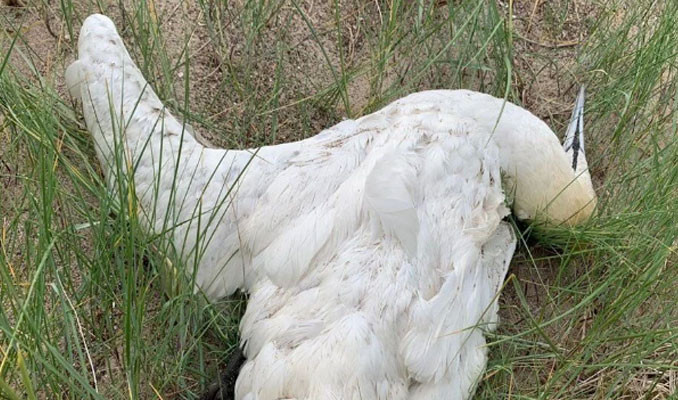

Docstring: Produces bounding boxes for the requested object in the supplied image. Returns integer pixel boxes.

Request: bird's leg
[200,347,247,400]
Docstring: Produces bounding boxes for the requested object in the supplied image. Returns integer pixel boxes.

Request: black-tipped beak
[563,86,586,171]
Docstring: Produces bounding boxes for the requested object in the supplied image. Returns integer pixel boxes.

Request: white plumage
[66,15,596,400]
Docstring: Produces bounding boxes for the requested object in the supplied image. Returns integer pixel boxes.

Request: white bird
[66,14,596,400]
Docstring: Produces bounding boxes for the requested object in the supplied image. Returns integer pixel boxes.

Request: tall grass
[0,0,676,399]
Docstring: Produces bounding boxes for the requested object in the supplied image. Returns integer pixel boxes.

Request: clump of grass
[479,2,678,398]
[0,0,676,399]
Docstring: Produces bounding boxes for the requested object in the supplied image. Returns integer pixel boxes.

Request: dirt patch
[511,0,598,124]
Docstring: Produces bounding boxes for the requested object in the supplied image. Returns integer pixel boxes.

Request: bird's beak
[563,86,586,171]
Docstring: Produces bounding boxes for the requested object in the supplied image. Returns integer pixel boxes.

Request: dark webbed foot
[200,347,247,400]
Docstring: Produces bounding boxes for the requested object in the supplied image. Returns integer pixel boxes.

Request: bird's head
[493,87,596,227]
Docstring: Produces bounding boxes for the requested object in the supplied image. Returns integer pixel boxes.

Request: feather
[365,151,419,257]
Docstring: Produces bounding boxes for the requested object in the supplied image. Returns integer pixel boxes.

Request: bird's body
[66,15,595,400]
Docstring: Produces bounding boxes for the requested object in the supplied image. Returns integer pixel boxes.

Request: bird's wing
[189,118,363,296]
[236,118,370,288]
[235,91,517,399]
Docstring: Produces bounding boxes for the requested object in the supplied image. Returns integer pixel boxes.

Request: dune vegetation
[0,0,676,398]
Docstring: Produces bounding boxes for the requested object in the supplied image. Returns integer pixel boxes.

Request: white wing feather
[365,151,420,257]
